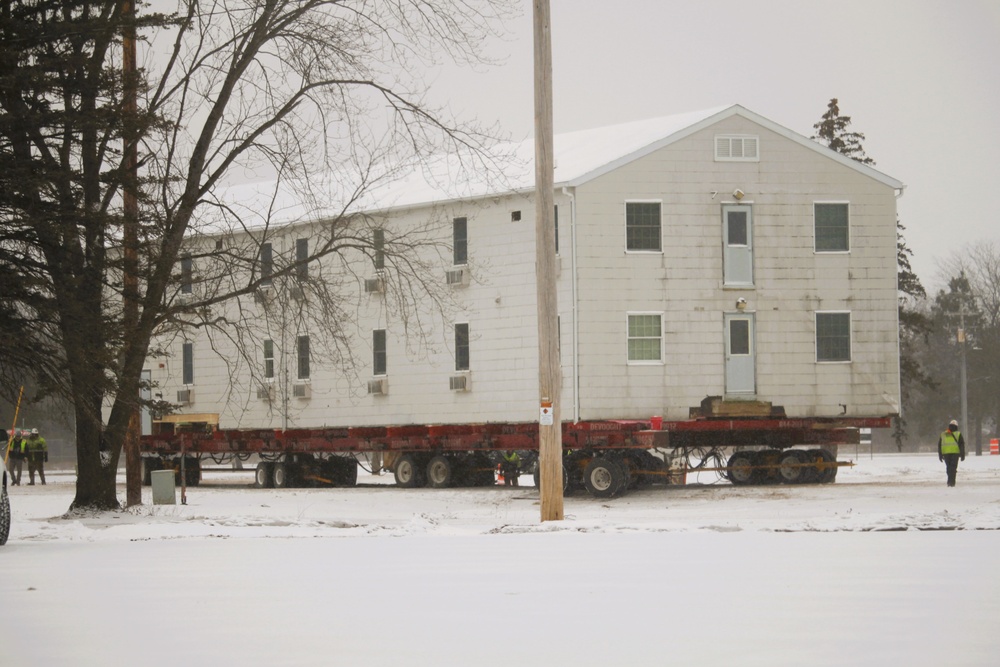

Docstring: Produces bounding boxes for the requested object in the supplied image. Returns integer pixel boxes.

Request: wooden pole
[122,0,142,507]
[533,0,563,521]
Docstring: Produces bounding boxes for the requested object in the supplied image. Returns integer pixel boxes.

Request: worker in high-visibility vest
[938,419,966,487]
[501,451,521,487]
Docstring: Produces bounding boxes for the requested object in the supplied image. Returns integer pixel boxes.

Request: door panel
[725,313,756,395]
[723,205,753,286]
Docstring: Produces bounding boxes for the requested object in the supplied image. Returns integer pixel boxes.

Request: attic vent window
[511,211,521,222]
[715,135,759,162]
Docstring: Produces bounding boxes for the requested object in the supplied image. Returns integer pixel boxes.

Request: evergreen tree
[812,98,928,449]
[811,98,875,166]
[0,0,516,511]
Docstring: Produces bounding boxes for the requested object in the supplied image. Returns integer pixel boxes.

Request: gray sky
[431,0,1000,293]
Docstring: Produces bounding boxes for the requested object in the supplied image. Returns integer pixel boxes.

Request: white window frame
[715,135,760,162]
[263,339,275,380]
[454,322,470,371]
[296,334,311,380]
[180,254,193,294]
[624,200,663,253]
[814,201,851,253]
[182,341,194,385]
[373,329,387,377]
[626,312,664,364]
[295,238,309,281]
[815,311,852,363]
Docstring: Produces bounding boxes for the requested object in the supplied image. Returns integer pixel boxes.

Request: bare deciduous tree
[0,0,518,510]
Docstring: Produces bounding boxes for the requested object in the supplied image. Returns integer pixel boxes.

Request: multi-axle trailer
[140,406,891,498]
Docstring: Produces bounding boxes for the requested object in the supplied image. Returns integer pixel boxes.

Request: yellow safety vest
[940,430,961,455]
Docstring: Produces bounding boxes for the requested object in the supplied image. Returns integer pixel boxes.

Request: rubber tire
[338,457,358,487]
[816,448,838,483]
[533,464,570,492]
[471,454,495,486]
[394,454,422,488]
[426,455,453,488]
[583,457,626,498]
[727,450,758,486]
[184,458,201,487]
[272,462,293,488]
[255,461,274,488]
[778,449,807,484]
[1,477,10,546]
[141,457,159,486]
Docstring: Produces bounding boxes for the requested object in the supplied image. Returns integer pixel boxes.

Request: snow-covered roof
[210,104,904,230]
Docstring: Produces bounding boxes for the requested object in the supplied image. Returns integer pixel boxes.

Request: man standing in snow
[6,429,25,486]
[938,419,966,487]
[501,451,520,487]
[25,428,47,485]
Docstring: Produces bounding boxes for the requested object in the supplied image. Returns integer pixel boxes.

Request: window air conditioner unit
[449,374,470,392]
[256,385,274,401]
[445,268,469,287]
[176,388,194,404]
[290,286,305,300]
[254,288,274,304]
[292,382,311,399]
[364,277,384,294]
[367,378,388,395]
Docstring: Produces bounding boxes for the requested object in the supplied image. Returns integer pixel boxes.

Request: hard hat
[949,420,958,427]
[31,428,38,434]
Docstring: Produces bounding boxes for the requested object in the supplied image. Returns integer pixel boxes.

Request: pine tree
[812,98,875,166]
[812,98,928,450]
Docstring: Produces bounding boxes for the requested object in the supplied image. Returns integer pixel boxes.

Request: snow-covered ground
[2,453,999,666]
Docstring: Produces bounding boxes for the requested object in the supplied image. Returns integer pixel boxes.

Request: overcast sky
[430,0,1000,293]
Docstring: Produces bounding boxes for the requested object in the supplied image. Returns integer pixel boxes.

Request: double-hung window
[180,255,193,294]
[816,312,851,362]
[373,229,385,270]
[373,329,387,376]
[815,203,850,252]
[297,335,311,379]
[453,217,468,266]
[455,323,470,371]
[295,238,309,280]
[182,342,194,385]
[260,242,273,285]
[263,339,275,380]
[626,201,661,252]
[627,313,663,363]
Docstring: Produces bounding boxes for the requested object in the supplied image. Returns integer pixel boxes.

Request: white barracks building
[150,105,902,431]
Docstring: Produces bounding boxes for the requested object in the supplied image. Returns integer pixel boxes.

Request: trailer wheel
[141,457,160,486]
[183,457,201,487]
[727,450,757,486]
[778,450,808,484]
[533,464,570,492]
[394,454,422,488]
[816,448,838,484]
[470,454,495,487]
[583,457,625,498]
[272,462,293,488]
[1,474,10,546]
[426,456,453,488]
[255,461,274,488]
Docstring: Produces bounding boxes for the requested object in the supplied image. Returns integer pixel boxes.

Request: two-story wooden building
[150,104,902,432]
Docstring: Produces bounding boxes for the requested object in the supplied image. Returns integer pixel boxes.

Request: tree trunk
[70,393,120,511]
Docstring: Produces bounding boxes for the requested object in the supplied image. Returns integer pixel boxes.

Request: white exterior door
[725,313,756,396]
[723,204,753,286]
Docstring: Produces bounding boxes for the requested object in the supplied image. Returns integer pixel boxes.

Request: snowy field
[2,452,999,666]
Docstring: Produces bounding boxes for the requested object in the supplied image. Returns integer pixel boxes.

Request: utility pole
[957,309,976,455]
[533,0,563,521]
[122,0,142,506]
